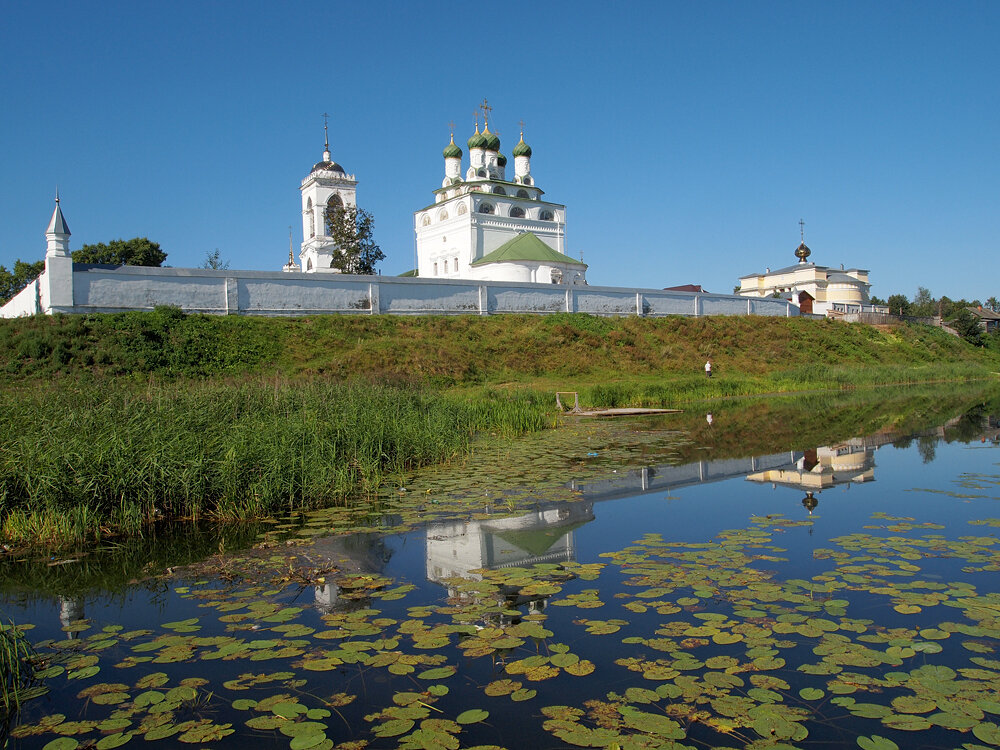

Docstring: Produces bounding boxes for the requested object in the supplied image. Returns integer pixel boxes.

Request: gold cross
[480,97,492,124]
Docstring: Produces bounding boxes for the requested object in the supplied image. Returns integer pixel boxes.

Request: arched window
[476,168,486,177]
[438,210,449,221]
[326,194,344,234]
[306,198,315,238]
[516,189,529,198]
[422,215,431,226]
[306,258,313,271]
[457,203,468,215]
[523,176,533,186]
[479,203,494,214]
[510,207,526,218]
[492,186,506,195]
[539,210,554,221]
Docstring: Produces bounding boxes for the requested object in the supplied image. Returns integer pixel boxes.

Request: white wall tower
[299,118,358,273]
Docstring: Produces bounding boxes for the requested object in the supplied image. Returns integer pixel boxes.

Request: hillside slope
[1,309,997,387]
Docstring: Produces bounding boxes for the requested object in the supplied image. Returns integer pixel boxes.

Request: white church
[291,104,587,286]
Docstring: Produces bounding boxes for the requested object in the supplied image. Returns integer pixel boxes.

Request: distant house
[969,306,1000,333]
[736,235,886,316]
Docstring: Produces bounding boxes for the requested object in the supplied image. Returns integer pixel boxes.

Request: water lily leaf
[880,714,932,731]
[485,680,521,697]
[973,723,1000,745]
[456,709,489,725]
[289,733,328,750]
[373,719,415,737]
[799,688,824,700]
[67,666,100,680]
[43,740,80,750]
[418,666,457,680]
[891,696,936,714]
[246,716,286,730]
[177,723,234,743]
[564,660,595,677]
[511,688,536,702]
[857,735,899,750]
[95,733,132,749]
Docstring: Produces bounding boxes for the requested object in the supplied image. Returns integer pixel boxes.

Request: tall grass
[0,379,549,548]
[1,619,35,715]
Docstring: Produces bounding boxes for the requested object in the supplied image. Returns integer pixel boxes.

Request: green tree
[325,205,384,275]
[987,296,999,312]
[869,295,887,306]
[0,259,46,305]
[201,249,229,270]
[72,237,166,267]
[911,287,935,317]
[887,294,910,316]
[948,307,984,346]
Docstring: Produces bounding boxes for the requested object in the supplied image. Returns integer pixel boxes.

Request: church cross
[519,119,525,138]
[480,97,492,125]
[799,218,805,243]
[448,120,455,137]
[322,112,330,149]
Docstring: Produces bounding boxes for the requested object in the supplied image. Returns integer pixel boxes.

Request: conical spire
[46,192,70,236]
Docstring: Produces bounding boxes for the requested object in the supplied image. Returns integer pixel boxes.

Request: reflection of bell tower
[58,596,85,639]
[299,114,358,273]
[313,583,341,614]
[801,491,818,514]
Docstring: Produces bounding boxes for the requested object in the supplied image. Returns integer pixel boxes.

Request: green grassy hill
[1,309,997,392]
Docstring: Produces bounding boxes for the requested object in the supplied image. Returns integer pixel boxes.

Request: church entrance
[797,291,814,315]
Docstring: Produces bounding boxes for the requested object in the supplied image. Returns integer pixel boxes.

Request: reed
[0,379,549,548]
[0,619,35,715]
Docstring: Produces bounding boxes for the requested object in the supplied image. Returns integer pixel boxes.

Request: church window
[433,262,438,275]
[307,258,313,271]
[453,256,458,271]
[510,207,526,218]
[444,259,449,273]
[438,210,449,221]
[516,189,529,198]
[477,168,486,177]
[492,186,506,195]
[422,215,431,226]
[325,194,344,234]
[523,176,533,186]
[479,203,494,214]
[457,203,468,215]
[539,210,554,221]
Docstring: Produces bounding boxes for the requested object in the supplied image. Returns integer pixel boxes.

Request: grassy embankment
[1,309,998,549]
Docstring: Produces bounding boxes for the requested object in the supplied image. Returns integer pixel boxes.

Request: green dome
[512,136,532,158]
[497,153,507,167]
[467,126,487,150]
[443,136,463,159]
[482,126,500,151]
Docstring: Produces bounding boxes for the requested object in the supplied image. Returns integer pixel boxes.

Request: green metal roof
[471,232,586,267]
[398,269,418,277]
[512,137,532,158]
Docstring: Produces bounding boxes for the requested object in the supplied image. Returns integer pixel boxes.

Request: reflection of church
[745,440,878,513]
[425,502,594,624]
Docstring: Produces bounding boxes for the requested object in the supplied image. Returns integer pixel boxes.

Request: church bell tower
[299,115,358,273]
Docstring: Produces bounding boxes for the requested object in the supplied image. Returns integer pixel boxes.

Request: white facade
[296,132,357,273]
[414,123,586,285]
[736,241,881,316]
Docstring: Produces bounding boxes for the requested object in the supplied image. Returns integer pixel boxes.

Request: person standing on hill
[704,360,712,378]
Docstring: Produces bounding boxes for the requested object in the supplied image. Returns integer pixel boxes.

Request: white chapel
[412,104,587,285]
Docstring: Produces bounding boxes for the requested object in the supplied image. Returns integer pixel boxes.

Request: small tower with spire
[43,192,75,310]
[46,192,71,257]
[283,227,298,272]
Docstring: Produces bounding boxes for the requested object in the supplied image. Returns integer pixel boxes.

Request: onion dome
[482,124,500,152]
[312,159,346,174]
[497,153,507,167]
[795,242,811,263]
[512,134,532,158]
[443,134,463,159]
[467,124,487,150]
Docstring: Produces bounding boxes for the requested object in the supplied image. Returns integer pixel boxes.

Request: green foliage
[949,307,984,346]
[886,294,910,316]
[325,205,384,274]
[72,237,166,267]
[1,619,37,714]
[0,259,46,305]
[0,380,550,547]
[200,249,229,270]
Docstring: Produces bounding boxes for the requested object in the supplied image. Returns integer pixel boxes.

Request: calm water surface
[3,389,1000,750]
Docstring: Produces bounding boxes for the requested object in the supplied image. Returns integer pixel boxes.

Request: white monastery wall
[2,264,799,319]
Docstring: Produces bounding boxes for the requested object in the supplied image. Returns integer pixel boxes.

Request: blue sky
[2,1,997,301]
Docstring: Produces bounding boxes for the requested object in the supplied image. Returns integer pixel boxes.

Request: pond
[2,385,1000,750]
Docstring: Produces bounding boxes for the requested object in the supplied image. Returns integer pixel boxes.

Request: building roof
[442,134,462,159]
[512,135,532,158]
[663,284,705,293]
[970,306,1000,321]
[312,160,346,174]
[398,269,418,277]
[471,232,586,267]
